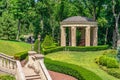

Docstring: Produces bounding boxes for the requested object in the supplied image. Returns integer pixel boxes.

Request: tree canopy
[0,0,120,48]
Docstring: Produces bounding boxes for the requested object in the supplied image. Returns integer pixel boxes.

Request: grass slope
[45,50,120,80]
[0,40,31,56]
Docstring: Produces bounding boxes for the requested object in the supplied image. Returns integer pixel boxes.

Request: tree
[112,0,120,48]
[82,0,106,20]
[11,0,33,40]
[0,11,17,40]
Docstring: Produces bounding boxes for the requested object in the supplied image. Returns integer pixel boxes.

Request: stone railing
[0,53,17,75]
[27,51,52,80]
[0,53,26,80]
[38,60,52,80]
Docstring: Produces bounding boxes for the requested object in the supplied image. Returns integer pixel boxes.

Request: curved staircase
[0,51,52,80]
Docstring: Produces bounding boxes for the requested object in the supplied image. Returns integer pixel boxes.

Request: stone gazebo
[60,16,98,46]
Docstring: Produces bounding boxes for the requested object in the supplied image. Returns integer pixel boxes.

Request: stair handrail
[38,60,52,80]
[0,53,26,80]
[16,61,26,80]
[0,52,14,59]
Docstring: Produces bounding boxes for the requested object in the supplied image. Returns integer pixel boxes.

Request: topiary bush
[41,35,56,50]
[14,51,28,61]
[44,58,102,80]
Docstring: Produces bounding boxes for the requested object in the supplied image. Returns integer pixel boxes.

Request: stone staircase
[23,67,41,80]
[0,51,52,80]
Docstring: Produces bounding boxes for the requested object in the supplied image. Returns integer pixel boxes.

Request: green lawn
[0,40,31,56]
[45,50,120,80]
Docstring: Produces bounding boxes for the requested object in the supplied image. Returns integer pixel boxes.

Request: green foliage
[107,69,120,79]
[41,35,56,50]
[0,40,30,56]
[117,46,120,61]
[44,58,102,80]
[34,39,39,52]
[43,47,64,55]
[14,51,28,61]
[46,49,119,80]
[99,55,119,68]
[43,45,109,54]
[0,11,17,40]
[0,74,15,80]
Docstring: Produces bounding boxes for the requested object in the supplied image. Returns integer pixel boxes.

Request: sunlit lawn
[45,50,120,80]
[0,40,31,56]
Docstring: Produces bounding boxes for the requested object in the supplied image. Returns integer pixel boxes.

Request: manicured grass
[0,40,31,56]
[45,50,120,80]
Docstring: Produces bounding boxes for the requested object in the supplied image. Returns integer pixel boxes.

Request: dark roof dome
[62,16,94,22]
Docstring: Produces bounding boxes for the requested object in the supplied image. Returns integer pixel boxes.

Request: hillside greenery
[0,40,31,55]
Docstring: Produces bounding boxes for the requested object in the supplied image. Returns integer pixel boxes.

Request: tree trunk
[113,29,116,48]
[112,0,120,48]
[40,19,44,38]
[115,17,120,47]
[16,19,21,40]
[105,28,108,44]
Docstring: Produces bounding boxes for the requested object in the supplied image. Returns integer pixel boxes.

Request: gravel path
[49,70,77,80]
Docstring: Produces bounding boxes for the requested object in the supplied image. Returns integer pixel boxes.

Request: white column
[85,26,90,46]
[93,27,98,46]
[71,26,76,46]
[61,26,66,46]
[69,27,71,46]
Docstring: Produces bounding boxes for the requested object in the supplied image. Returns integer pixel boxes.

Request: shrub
[41,35,56,50]
[107,58,119,68]
[117,46,120,61]
[34,39,39,52]
[99,55,108,66]
[44,58,102,80]
[14,51,28,61]
[99,55,119,68]
[0,75,15,80]
[107,69,120,79]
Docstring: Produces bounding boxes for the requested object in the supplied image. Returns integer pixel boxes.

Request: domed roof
[62,16,94,22]
[60,16,97,26]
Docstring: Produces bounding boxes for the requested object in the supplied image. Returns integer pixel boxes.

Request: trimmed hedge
[14,51,28,61]
[43,45,109,55]
[44,58,102,80]
[43,47,64,54]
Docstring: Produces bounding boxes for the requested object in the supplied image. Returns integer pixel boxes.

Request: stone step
[25,74,41,80]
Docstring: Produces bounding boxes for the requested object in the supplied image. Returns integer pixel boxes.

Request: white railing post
[35,54,52,80]
[16,61,26,80]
